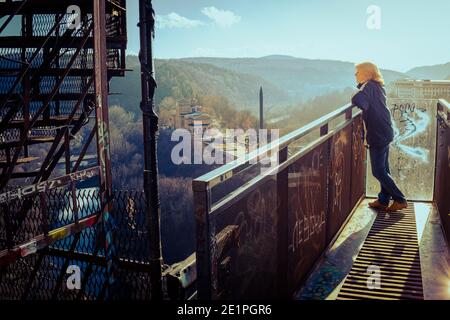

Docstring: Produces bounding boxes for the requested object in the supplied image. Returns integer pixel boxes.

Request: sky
[125,0,450,72]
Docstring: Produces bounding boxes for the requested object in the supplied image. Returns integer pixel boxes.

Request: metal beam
[93,0,118,300]
[138,0,163,300]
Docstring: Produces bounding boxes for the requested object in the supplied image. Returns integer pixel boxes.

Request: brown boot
[368,199,389,211]
[387,201,408,212]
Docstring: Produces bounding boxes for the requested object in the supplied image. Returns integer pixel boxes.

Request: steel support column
[138,0,163,300]
[93,0,118,299]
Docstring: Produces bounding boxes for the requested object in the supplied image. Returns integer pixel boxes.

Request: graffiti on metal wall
[391,102,431,162]
[210,178,278,299]
[287,142,328,291]
[350,116,366,207]
[367,99,437,201]
[327,127,353,242]
[331,131,349,213]
[288,148,326,255]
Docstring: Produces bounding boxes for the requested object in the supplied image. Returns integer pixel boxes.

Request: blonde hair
[355,62,385,85]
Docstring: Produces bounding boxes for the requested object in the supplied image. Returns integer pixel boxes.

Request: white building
[388,79,450,99]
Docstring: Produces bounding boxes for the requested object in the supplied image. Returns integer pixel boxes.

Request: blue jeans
[369,143,407,206]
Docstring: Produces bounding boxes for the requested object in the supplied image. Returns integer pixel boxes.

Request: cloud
[156,12,205,29]
[125,49,139,56]
[201,7,241,27]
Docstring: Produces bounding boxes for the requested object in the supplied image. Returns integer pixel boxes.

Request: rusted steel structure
[138,0,163,300]
[0,0,157,300]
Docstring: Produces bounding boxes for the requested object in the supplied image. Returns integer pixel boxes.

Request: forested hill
[109,55,292,115]
[182,55,408,101]
[406,62,450,80]
[109,55,450,117]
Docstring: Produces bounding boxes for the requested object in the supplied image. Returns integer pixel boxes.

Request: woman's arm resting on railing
[350,83,371,152]
[351,82,371,112]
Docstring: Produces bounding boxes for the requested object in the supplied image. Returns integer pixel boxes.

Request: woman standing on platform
[351,62,408,212]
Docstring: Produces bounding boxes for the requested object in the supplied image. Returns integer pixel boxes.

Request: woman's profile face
[355,67,370,84]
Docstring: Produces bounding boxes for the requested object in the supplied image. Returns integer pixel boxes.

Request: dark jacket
[351,80,394,147]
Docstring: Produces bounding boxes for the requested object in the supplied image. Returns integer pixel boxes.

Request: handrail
[0,21,95,189]
[438,99,450,112]
[107,0,127,11]
[193,102,366,299]
[0,13,67,113]
[193,103,358,189]
[209,110,363,215]
[438,99,450,125]
[0,0,28,34]
[0,55,29,66]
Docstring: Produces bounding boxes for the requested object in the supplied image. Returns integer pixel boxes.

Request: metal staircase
[0,0,134,300]
[0,0,126,188]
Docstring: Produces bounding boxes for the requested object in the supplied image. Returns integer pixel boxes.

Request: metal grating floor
[337,206,424,300]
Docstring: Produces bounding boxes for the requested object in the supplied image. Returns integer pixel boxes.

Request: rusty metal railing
[434,99,450,245]
[193,103,367,299]
[0,187,153,300]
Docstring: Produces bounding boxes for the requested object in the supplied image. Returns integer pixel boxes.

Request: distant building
[177,99,195,119]
[184,112,212,134]
[388,79,450,99]
[171,99,212,133]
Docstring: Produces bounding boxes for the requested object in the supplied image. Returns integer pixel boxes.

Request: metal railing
[0,186,153,300]
[193,103,367,299]
[434,99,450,244]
